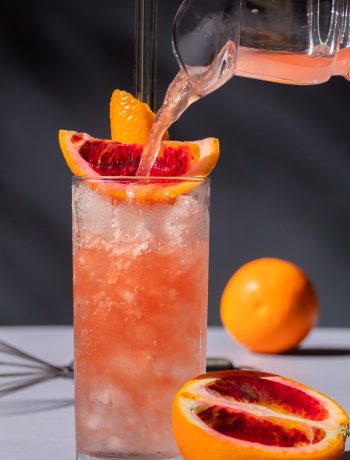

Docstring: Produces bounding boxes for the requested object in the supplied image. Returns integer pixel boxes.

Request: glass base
[77,454,181,460]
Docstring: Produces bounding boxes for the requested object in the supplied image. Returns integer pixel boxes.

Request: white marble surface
[0,326,349,459]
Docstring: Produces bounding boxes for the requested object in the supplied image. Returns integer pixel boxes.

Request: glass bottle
[173,0,350,86]
[237,0,350,84]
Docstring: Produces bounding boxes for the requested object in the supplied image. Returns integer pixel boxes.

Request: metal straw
[134,0,158,110]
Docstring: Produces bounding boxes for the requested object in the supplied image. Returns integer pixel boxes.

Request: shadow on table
[284,348,350,357]
[342,452,350,459]
[0,399,73,416]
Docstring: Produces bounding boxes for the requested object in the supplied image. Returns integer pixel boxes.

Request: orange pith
[172,371,349,460]
[110,89,168,144]
[220,258,319,354]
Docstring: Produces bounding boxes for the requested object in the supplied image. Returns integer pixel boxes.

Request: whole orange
[220,258,318,353]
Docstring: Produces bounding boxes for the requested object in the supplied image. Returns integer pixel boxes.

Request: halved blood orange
[172,371,349,460]
[59,130,219,201]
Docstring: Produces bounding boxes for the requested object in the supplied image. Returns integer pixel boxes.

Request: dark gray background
[1,1,349,326]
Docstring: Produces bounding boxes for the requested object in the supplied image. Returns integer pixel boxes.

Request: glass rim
[72,176,210,184]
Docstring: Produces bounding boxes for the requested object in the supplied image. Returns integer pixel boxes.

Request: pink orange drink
[73,177,210,459]
[236,47,350,85]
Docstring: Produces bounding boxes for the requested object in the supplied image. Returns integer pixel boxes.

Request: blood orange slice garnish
[59,130,219,200]
[59,88,219,199]
[172,371,349,460]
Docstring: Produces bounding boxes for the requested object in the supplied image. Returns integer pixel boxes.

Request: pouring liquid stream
[136,41,236,177]
[136,69,199,177]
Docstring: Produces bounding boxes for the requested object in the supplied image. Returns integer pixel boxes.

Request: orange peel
[110,89,168,144]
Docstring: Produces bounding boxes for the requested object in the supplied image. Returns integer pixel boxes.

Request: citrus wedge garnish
[59,89,219,200]
[173,371,349,460]
[110,89,168,144]
[58,129,219,201]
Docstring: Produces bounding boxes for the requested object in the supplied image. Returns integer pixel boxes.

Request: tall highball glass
[72,177,210,460]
